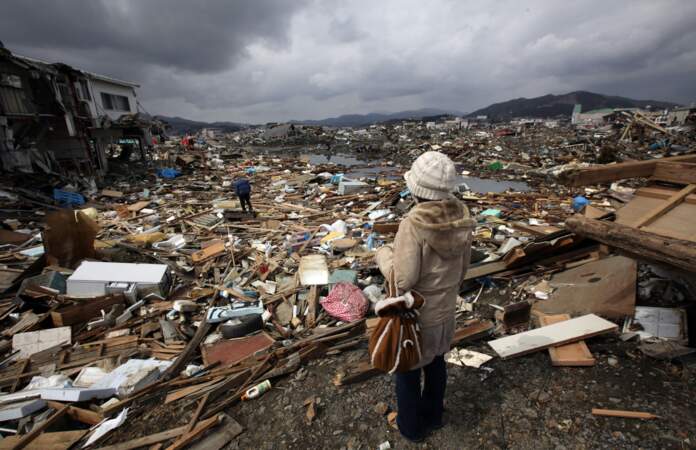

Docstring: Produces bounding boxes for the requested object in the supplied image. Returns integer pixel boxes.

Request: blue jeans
[395,355,447,440]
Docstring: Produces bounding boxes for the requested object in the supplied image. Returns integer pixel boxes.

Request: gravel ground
[222,337,694,450]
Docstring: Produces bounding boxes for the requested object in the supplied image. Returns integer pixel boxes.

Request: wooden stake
[592,408,658,420]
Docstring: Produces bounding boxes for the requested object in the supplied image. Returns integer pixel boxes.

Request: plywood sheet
[616,185,696,242]
[644,202,696,242]
[488,314,617,359]
[201,332,274,366]
[539,314,595,366]
[0,430,86,450]
[532,255,636,319]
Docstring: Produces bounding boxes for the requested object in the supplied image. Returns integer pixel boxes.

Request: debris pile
[0,112,694,448]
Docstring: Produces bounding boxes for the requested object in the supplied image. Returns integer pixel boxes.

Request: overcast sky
[2,0,696,123]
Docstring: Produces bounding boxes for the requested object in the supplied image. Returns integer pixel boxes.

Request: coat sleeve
[374,245,394,278]
[459,230,474,285]
[392,219,422,293]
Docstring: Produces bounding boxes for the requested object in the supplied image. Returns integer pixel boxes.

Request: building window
[100,92,130,112]
[79,79,91,101]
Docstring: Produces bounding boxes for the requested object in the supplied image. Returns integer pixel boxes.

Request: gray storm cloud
[2,0,695,123]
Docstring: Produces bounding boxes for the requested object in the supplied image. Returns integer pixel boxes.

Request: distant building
[0,46,153,175]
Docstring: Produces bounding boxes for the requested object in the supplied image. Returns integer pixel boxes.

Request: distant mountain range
[466,91,681,120]
[155,115,245,134]
[156,91,682,132]
[291,108,465,127]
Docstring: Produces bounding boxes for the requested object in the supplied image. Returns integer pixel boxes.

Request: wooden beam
[164,414,222,450]
[45,401,102,425]
[539,315,595,366]
[591,408,658,420]
[565,215,696,273]
[160,318,211,382]
[305,285,318,328]
[629,184,696,228]
[11,404,69,450]
[651,162,696,185]
[559,154,696,187]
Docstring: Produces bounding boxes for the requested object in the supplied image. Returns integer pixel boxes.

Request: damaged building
[0,44,154,176]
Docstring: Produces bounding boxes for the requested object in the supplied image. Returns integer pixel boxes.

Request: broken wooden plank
[539,315,595,367]
[650,162,696,185]
[0,430,86,450]
[11,404,69,449]
[488,314,617,359]
[191,241,226,263]
[45,401,102,425]
[201,332,274,366]
[565,215,696,273]
[305,285,318,328]
[559,154,696,187]
[333,360,380,386]
[450,320,495,346]
[591,408,658,420]
[372,222,400,234]
[164,413,223,450]
[50,294,125,327]
[161,319,211,381]
[127,201,150,212]
[96,425,188,450]
[187,415,243,450]
[101,189,124,198]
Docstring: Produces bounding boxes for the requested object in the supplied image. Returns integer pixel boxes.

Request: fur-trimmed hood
[408,199,475,259]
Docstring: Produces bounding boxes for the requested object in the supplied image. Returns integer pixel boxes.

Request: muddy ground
[224,340,695,450]
[107,336,695,450]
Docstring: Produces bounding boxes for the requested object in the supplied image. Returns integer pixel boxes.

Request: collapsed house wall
[0,47,152,176]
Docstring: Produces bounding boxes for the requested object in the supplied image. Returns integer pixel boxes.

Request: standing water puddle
[301,150,529,192]
[457,176,529,193]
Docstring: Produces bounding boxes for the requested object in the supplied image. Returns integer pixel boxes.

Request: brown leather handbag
[368,269,425,374]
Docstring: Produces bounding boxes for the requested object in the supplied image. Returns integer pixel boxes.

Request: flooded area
[255,147,530,192]
[458,176,530,193]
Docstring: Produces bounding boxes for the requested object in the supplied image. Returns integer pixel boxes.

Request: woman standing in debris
[375,151,475,442]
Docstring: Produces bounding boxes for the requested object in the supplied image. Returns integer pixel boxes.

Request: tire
[219,314,263,339]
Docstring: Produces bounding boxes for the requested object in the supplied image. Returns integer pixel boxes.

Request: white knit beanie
[404,151,457,200]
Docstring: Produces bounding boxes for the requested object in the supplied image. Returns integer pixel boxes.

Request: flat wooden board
[127,200,150,212]
[201,332,275,366]
[539,314,595,366]
[488,314,617,359]
[191,241,226,263]
[616,185,696,243]
[532,255,636,319]
[0,430,86,450]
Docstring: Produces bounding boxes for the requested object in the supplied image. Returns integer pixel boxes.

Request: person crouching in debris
[375,151,475,442]
[234,177,253,213]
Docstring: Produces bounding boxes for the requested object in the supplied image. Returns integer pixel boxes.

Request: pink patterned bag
[320,282,368,322]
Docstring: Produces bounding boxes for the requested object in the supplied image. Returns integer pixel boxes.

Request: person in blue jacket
[234,178,253,213]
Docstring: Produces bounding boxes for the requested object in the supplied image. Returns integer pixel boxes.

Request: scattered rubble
[0,102,694,448]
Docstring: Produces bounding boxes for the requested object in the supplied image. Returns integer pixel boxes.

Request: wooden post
[565,215,696,273]
[559,154,696,186]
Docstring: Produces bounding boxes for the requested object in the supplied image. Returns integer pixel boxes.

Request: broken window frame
[100,92,130,112]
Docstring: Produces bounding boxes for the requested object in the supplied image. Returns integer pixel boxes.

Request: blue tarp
[157,168,181,179]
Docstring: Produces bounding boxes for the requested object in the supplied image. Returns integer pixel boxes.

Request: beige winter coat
[375,198,475,367]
